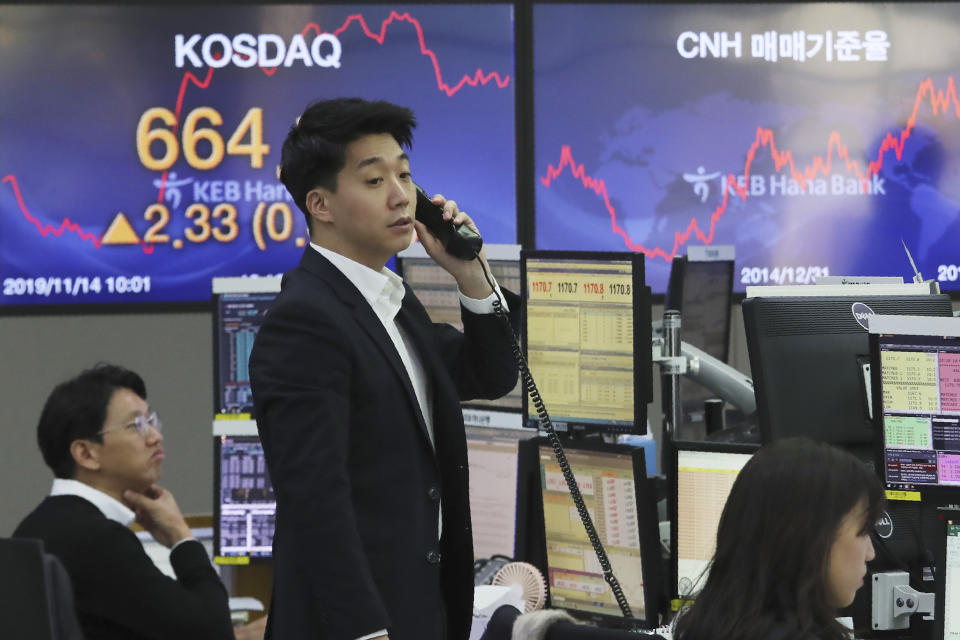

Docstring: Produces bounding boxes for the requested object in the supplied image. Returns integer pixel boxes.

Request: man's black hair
[37,363,147,479]
[278,97,416,232]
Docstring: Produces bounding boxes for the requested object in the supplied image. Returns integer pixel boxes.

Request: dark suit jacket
[13,495,234,640]
[249,248,519,640]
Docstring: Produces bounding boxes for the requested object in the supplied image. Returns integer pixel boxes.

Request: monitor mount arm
[872,571,935,630]
[680,342,756,416]
[652,310,757,447]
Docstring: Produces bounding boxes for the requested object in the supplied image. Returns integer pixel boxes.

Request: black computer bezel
[520,249,651,436]
[664,256,736,424]
[743,294,953,447]
[212,289,279,417]
[212,433,274,564]
[870,331,960,497]
[663,255,735,364]
[667,439,759,603]
[515,436,664,629]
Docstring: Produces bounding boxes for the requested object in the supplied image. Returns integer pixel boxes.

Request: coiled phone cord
[477,257,635,621]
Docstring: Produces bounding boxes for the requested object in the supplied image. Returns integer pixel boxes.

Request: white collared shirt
[50,478,135,527]
[312,243,506,447]
[50,478,197,552]
[314,243,436,447]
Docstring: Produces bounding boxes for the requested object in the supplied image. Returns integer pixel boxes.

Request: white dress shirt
[50,478,197,552]
[51,478,135,526]
[311,243,505,448]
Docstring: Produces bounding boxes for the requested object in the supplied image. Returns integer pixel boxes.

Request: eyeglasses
[97,411,161,438]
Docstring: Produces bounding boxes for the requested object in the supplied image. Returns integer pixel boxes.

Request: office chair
[0,538,84,639]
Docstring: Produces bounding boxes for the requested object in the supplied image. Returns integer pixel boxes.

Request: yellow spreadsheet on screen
[526,259,634,427]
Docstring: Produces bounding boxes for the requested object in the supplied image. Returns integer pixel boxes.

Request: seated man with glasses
[13,363,238,640]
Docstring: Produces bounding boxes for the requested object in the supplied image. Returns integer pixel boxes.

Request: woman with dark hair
[673,438,884,640]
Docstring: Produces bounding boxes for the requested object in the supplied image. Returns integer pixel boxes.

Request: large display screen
[534,3,960,293]
[0,4,515,305]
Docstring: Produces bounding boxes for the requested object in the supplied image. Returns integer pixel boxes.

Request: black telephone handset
[414,184,483,260]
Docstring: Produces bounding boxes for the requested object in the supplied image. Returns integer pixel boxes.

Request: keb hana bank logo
[174,33,343,69]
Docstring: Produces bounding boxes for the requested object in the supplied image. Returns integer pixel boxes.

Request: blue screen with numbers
[0,4,515,305]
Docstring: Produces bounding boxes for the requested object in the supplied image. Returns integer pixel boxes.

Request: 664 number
[136,107,269,171]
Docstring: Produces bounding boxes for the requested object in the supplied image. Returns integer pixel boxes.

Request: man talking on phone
[249,98,519,640]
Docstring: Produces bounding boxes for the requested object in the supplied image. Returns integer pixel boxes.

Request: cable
[476,257,636,622]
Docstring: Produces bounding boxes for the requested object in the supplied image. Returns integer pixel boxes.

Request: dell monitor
[869,315,960,492]
[516,437,663,629]
[214,434,275,562]
[743,294,953,448]
[669,441,757,602]
[664,253,735,427]
[521,250,652,435]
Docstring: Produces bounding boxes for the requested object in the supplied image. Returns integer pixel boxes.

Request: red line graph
[157,10,511,203]
[540,76,960,262]
[1,175,155,254]
[328,12,511,96]
[2,10,510,246]
[156,66,214,204]
[258,12,512,96]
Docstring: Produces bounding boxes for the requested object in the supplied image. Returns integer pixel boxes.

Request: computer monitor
[214,434,275,562]
[0,4,516,307]
[517,437,663,629]
[521,250,652,435]
[669,441,757,601]
[743,294,954,448]
[465,426,530,559]
[397,244,523,426]
[869,315,960,492]
[664,253,735,425]
[936,509,960,640]
[213,277,281,416]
